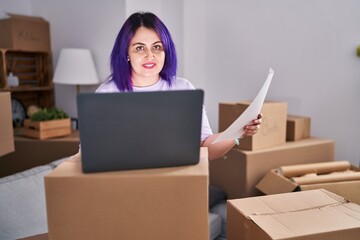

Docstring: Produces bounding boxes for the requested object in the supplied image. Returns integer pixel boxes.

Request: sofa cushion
[209,212,222,240]
[0,165,52,240]
[48,157,67,169]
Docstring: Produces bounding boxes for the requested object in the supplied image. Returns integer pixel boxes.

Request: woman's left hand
[243,113,263,137]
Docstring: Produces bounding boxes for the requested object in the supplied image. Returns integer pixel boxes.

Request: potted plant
[22,107,71,140]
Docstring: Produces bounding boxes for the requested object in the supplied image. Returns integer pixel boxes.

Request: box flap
[251,202,360,239]
[231,190,360,239]
[231,189,345,217]
[256,169,298,194]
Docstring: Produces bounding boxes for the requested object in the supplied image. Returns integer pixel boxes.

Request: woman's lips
[142,63,156,69]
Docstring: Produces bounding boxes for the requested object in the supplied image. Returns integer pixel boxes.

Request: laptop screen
[77,90,204,173]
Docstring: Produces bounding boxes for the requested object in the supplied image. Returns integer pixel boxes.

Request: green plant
[30,107,69,121]
[357,44,360,57]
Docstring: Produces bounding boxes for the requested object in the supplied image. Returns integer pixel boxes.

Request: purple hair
[109,12,177,91]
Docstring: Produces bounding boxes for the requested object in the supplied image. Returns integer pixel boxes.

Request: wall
[184,0,360,165]
[30,0,126,118]
[0,0,31,17]
[1,0,359,165]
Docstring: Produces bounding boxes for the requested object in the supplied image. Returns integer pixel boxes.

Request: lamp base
[76,84,80,95]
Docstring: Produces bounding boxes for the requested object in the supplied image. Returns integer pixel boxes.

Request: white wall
[1,0,359,165]
[30,0,126,118]
[0,0,32,18]
[184,0,360,165]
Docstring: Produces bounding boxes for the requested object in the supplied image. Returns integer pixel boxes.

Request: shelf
[0,85,53,92]
[0,48,54,109]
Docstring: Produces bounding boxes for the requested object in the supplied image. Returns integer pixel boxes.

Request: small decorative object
[7,72,19,87]
[21,108,71,140]
[11,98,26,127]
[357,44,360,57]
[27,105,41,118]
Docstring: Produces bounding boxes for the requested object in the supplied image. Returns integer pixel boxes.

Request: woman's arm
[202,114,262,161]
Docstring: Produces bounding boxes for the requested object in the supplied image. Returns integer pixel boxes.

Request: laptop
[77,90,204,173]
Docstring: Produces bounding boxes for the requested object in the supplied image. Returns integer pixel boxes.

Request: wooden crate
[21,118,71,140]
[0,48,54,110]
[0,49,51,87]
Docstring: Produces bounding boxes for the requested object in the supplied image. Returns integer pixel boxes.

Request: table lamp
[53,48,100,94]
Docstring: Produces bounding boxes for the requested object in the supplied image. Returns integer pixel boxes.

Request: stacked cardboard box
[210,101,334,199]
[286,115,311,141]
[218,101,288,150]
[45,149,209,240]
[0,13,51,52]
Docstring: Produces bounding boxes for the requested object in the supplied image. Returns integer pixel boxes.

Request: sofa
[0,157,227,240]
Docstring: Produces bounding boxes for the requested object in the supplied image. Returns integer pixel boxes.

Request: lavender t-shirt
[95,77,213,141]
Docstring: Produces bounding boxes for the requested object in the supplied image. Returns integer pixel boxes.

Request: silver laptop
[77,90,204,173]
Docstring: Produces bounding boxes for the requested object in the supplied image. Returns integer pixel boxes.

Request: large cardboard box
[219,101,287,150]
[227,189,360,240]
[286,115,311,141]
[45,149,209,240]
[209,138,334,199]
[0,92,15,157]
[0,13,51,52]
[256,161,360,204]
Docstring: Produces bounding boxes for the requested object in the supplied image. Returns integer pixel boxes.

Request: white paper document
[212,68,274,144]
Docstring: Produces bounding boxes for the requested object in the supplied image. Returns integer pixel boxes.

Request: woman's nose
[144,48,154,59]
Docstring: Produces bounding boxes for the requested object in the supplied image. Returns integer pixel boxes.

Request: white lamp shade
[53,48,100,85]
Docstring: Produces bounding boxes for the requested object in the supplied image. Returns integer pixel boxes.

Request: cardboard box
[209,138,334,199]
[256,161,360,205]
[45,149,209,240]
[219,101,287,150]
[21,118,71,140]
[0,13,51,52]
[227,189,360,240]
[0,92,15,156]
[286,115,311,141]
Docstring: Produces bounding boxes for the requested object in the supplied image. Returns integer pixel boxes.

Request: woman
[96,11,262,161]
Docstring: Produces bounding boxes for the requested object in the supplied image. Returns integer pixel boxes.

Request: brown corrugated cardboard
[0,13,51,52]
[209,138,334,199]
[0,92,15,157]
[227,189,360,240]
[256,162,360,204]
[286,115,311,141]
[219,101,287,150]
[45,148,209,240]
